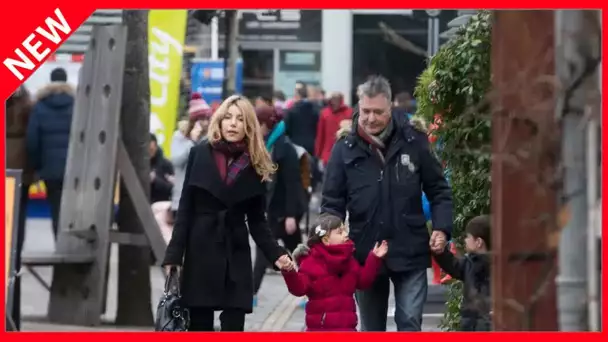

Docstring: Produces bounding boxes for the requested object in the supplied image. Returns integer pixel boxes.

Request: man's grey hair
[357,75,392,102]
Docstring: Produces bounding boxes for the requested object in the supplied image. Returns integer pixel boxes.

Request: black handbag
[155,267,190,331]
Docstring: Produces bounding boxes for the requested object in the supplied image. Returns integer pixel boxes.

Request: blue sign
[190,59,243,104]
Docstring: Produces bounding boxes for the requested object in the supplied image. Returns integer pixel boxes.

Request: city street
[18,218,445,332]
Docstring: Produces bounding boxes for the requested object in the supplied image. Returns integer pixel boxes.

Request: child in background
[432,215,492,331]
[281,214,388,331]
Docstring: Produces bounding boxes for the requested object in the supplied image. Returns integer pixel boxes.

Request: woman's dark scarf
[212,139,250,185]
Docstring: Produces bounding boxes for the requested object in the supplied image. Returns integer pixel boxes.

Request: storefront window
[275,50,321,98]
[242,49,274,98]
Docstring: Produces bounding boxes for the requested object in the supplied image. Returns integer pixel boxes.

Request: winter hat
[188,92,212,120]
[50,68,67,82]
[255,106,280,131]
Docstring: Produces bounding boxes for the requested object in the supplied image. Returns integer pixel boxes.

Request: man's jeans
[355,269,428,331]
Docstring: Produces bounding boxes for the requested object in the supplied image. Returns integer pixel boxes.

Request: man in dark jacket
[26,68,74,239]
[321,76,453,332]
[149,133,174,203]
[284,84,319,156]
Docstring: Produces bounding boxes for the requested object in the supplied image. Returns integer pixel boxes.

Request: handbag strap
[164,266,180,296]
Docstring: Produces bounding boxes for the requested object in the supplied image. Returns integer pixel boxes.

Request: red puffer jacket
[281,241,382,331]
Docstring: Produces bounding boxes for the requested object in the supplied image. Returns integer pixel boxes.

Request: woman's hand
[275,254,295,271]
[372,240,389,258]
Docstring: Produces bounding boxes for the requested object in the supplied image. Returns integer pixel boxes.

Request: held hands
[429,231,447,253]
[372,240,389,258]
[285,217,297,235]
[275,254,295,272]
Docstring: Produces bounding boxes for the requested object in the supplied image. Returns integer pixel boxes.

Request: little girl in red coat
[281,213,388,331]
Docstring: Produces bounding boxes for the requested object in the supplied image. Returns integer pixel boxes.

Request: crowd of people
[6,68,491,332]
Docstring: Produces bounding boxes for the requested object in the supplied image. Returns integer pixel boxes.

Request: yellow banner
[148,10,187,157]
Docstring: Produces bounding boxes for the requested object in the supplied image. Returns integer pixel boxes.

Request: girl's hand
[372,240,389,258]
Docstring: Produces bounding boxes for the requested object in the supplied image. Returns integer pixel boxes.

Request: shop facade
[217,10,322,99]
[208,10,457,104]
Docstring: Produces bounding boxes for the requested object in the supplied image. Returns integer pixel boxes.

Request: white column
[321,10,353,105]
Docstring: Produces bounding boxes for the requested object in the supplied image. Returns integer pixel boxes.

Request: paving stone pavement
[18,219,296,332]
[18,217,445,332]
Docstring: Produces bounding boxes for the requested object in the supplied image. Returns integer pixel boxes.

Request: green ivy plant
[414,10,492,332]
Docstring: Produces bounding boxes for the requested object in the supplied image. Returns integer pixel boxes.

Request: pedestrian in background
[162,95,294,332]
[284,82,321,188]
[254,94,273,109]
[321,76,453,331]
[252,105,306,306]
[314,92,353,168]
[169,92,212,219]
[149,133,174,204]
[272,90,286,109]
[281,213,388,331]
[307,85,325,112]
[393,91,415,116]
[26,67,74,239]
[6,85,33,331]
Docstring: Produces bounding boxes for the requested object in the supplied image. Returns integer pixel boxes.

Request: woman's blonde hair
[207,95,277,182]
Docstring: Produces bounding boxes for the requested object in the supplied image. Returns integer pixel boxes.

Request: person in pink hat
[169,92,212,220]
[187,92,213,139]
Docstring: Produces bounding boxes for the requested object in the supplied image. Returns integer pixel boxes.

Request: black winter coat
[266,134,305,220]
[433,250,491,331]
[150,148,174,203]
[321,116,452,271]
[284,100,319,156]
[163,141,284,312]
[26,83,74,181]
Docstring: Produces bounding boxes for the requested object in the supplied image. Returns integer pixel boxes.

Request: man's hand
[285,217,297,235]
[166,175,176,184]
[150,171,156,181]
[430,231,447,253]
[275,254,295,271]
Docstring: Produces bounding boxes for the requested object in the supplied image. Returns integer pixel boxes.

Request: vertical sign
[5,169,22,329]
[426,10,442,57]
[148,10,188,157]
[190,59,243,105]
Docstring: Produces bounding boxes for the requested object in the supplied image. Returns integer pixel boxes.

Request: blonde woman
[163,95,294,332]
